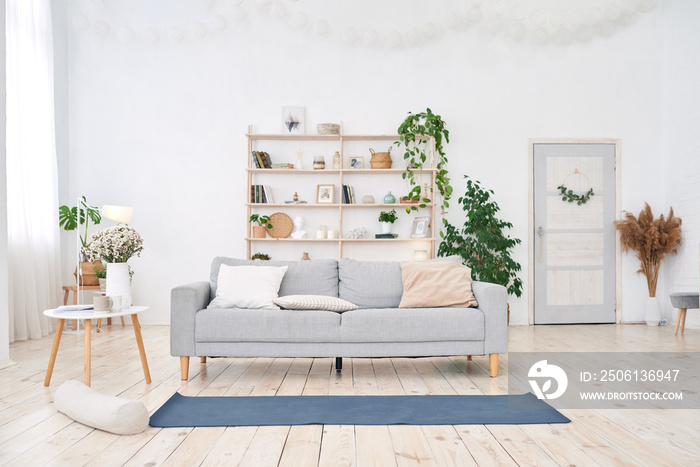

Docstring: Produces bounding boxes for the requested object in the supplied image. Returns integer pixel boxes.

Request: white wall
[63,1,669,325]
[0,0,10,365]
[663,0,700,329]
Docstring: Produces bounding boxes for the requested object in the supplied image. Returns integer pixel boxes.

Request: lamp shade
[102,205,133,224]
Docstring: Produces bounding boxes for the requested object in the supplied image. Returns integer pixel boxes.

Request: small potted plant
[249,214,272,239]
[251,252,271,261]
[378,209,398,234]
[94,264,107,292]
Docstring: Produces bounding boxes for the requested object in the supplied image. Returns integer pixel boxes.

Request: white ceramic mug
[94,295,113,314]
[110,295,123,311]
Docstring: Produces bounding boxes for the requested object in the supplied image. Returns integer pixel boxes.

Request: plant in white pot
[378,209,398,234]
[84,225,144,308]
[614,203,682,326]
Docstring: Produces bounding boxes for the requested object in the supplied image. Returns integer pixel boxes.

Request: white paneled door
[534,143,616,324]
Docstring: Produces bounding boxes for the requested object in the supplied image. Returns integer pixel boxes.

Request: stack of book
[250,185,274,204]
[342,185,357,204]
[272,163,294,169]
[251,151,273,168]
[375,233,398,239]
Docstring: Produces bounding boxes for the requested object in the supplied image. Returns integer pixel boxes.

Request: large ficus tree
[438,176,523,297]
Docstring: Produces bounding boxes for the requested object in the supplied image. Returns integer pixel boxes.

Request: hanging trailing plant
[395,108,452,214]
[557,184,594,205]
[437,176,523,297]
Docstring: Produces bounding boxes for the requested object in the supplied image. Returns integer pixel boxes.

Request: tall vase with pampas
[614,203,682,325]
[84,225,144,309]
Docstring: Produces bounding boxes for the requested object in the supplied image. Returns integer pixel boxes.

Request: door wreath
[556,169,594,206]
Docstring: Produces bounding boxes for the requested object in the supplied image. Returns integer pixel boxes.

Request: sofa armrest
[170,281,211,357]
[472,281,508,354]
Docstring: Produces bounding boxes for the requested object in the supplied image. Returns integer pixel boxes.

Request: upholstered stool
[669,292,699,335]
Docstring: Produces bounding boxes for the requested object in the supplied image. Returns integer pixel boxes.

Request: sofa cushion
[338,259,403,308]
[399,261,478,308]
[208,264,287,309]
[339,307,485,343]
[210,258,338,300]
[338,256,464,308]
[195,308,341,343]
[273,295,358,312]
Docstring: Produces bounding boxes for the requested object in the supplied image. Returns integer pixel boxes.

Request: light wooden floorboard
[2,323,698,466]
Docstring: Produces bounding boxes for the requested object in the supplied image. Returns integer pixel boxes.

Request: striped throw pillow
[273,295,358,313]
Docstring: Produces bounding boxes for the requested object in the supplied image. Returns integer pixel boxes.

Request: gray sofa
[171,257,508,379]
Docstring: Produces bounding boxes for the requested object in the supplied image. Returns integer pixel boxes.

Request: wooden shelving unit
[245,124,437,260]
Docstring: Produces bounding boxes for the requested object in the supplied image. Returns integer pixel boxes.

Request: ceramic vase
[106,263,131,308]
[645,297,661,326]
[332,151,341,169]
[381,222,392,234]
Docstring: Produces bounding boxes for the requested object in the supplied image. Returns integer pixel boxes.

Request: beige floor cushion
[54,380,149,435]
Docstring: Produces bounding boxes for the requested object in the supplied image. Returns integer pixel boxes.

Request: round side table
[43,306,151,387]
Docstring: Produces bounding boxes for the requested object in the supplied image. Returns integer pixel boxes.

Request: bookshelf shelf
[245,124,436,260]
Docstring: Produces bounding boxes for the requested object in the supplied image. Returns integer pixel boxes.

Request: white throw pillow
[208,264,288,309]
[273,295,358,312]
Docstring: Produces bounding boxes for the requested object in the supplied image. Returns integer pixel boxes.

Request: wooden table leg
[680,309,687,335]
[131,314,151,384]
[84,319,91,386]
[44,319,65,387]
[72,289,78,331]
[675,309,684,335]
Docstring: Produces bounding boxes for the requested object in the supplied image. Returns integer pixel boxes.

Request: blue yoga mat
[149,392,570,427]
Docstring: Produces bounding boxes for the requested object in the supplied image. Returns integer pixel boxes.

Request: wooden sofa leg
[489,354,498,378]
[467,355,472,361]
[180,356,190,380]
[200,357,207,363]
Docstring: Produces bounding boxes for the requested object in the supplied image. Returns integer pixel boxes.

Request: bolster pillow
[54,380,149,435]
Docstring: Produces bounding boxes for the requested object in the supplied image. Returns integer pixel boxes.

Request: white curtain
[6,0,61,341]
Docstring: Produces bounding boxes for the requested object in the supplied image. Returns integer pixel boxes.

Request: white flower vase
[381,222,392,234]
[106,263,131,308]
[645,297,661,326]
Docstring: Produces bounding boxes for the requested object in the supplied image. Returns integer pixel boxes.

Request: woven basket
[369,147,392,169]
[266,213,294,238]
[252,226,267,238]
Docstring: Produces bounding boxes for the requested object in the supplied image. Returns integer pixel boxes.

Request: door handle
[537,226,544,262]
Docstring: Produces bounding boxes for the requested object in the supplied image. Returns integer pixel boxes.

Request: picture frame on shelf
[316,184,335,204]
[410,217,430,238]
[348,156,364,169]
[282,106,305,134]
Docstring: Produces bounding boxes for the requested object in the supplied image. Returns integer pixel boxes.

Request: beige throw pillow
[399,261,478,308]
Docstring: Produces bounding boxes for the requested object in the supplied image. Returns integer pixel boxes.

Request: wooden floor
[1,323,698,466]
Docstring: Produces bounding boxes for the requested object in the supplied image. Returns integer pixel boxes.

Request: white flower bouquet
[84,225,144,263]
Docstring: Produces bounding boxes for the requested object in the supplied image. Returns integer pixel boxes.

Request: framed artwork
[282,106,305,134]
[410,217,430,238]
[348,156,364,169]
[316,184,335,204]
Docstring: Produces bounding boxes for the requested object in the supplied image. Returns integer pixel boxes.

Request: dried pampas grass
[614,203,682,297]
